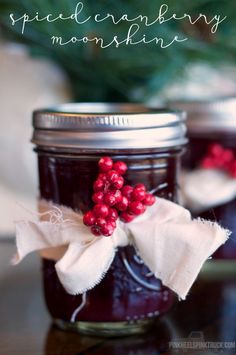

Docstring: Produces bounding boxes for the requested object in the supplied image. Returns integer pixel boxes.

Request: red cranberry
[98,173,108,182]
[201,157,215,169]
[143,193,156,206]
[83,211,96,226]
[121,185,133,199]
[111,176,124,190]
[95,217,107,228]
[93,204,109,218]
[120,212,135,223]
[113,161,127,175]
[92,192,104,204]
[93,179,104,192]
[114,190,122,203]
[104,192,117,206]
[135,183,146,191]
[107,208,118,220]
[101,222,114,236]
[115,196,129,211]
[213,156,226,169]
[106,218,116,228]
[107,170,120,183]
[91,225,102,237]
[209,144,224,157]
[129,201,146,215]
[222,150,234,169]
[229,161,236,178]
[98,157,113,172]
[131,187,146,201]
[222,149,234,164]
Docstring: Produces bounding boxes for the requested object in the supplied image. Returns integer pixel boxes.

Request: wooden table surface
[1,240,236,355]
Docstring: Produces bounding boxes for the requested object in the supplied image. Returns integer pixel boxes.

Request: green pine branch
[0,0,235,101]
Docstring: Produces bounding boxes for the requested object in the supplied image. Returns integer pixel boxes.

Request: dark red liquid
[37,150,181,323]
[184,134,236,259]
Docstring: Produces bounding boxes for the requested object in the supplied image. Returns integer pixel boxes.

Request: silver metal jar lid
[168,96,236,134]
[32,103,187,150]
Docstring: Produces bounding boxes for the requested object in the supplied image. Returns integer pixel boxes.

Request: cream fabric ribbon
[181,169,236,213]
[13,197,230,300]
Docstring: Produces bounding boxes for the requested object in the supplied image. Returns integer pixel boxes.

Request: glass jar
[32,103,187,336]
[169,97,236,260]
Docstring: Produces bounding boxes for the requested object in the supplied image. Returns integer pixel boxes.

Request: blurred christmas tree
[0,0,236,102]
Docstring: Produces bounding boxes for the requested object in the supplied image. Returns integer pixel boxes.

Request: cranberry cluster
[83,157,155,237]
[201,144,236,177]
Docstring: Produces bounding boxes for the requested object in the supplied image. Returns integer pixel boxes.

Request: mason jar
[169,97,236,260]
[32,103,187,336]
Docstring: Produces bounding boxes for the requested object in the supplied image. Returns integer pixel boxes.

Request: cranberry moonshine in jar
[170,97,236,261]
[32,103,187,336]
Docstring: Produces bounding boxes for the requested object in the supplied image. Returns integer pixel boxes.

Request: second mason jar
[32,103,187,336]
[170,97,236,260]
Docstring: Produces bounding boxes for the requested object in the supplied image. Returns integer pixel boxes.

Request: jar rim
[32,102,187,150]
[168,96,236,134]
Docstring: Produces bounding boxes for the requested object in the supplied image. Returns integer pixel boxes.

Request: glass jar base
[54,318,156,337]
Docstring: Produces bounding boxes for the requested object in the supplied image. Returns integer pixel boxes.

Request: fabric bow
[13,197,229,300]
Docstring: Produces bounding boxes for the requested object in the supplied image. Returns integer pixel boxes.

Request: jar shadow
[44,316,181,355]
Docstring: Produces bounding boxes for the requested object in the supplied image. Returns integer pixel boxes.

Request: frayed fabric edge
[55,248,117,295]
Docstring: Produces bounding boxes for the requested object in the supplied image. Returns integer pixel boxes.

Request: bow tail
[129,217,229,300]
[13,220,67,264]
[55,237,116,295]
